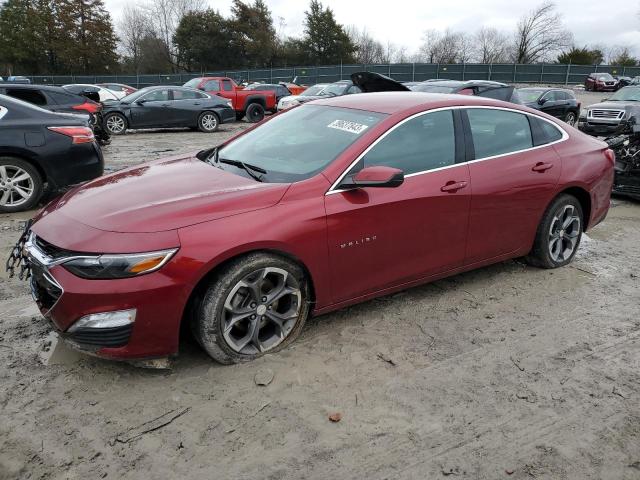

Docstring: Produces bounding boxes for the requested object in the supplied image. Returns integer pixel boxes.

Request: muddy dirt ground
[1,91,639,479]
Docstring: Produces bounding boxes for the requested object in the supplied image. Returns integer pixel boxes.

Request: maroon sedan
[13,93,614,364]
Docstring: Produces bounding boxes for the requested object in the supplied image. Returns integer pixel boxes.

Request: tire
[0,157,43,213]
[104,112,127,135]
[192,253,311,364]
[564,111,577,126]
[526,194,583,269]
[245,103,265,123]
[197,111,219,132]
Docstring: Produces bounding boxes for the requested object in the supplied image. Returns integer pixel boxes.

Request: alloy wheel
[548,204,581,263]
[222,267,302,355]
[0,165,35,207]
[201,113,218,131]
[565,113,577,126]
[106,115,126,134]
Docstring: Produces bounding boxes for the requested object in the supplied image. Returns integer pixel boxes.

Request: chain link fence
[24,63,640,88]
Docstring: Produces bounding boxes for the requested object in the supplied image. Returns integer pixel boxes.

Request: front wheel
[104,113,127,135]
[564,111,577,126]
[198,111,219,132]
[192,253,310,364]
[0,157,43,213]
[526,194,583,269]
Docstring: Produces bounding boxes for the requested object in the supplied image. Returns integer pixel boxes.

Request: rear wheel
[245,103,265,123]
[526,194,583,269]
[192,253,310,364]
[0,157,43,213]
[104,113,127,135]
[564,111,577,126]
[198,111,219,132]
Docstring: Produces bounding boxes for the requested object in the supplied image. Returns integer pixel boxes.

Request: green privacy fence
[24,63,640,88]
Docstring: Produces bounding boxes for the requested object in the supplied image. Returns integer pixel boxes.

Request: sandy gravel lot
[1,91,639,480]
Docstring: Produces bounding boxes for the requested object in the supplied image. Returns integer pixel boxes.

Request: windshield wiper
[218,158,266,182]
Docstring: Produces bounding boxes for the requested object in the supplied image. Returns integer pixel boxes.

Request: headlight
[225,99,232,107]
[62,249,178,279]
[580,108,588,118]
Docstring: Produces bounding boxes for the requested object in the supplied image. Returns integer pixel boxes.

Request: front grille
[34,235,76,260]
[589,109,624,120]
[30,265,62,312]
[64,324,133,348]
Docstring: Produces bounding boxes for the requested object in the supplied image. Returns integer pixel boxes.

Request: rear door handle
[441,181,468,193]
[532,162,554,172]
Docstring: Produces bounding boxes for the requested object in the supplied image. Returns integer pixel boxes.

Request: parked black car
[606,117,640,200]
[0,84,109,145]
[0,95,103,212]
[578,86,640,136]
[101,86,235,135]
[243,83,292,102]
[518,88,580,126]
[350,72,523,104]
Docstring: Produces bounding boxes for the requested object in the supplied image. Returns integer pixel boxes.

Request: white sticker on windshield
[327,120,369,134]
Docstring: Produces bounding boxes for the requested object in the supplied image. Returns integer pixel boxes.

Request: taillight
[72,101,101,114]
[48,126,95,144]
[604,148,615,165]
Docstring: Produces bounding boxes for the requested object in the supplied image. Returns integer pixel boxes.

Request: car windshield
[608,87,640,102]
[319,84,349,96]
[300,85,328,96]
[597,74,614,81]
[183,78,201,89]
[518,89,546,102]
[410,84,456,93]
[216,105,386,183]
[120,87,153,103]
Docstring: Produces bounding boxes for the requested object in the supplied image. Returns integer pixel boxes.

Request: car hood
[587,101,640,111]
[39,153,290,233]
[350,72,410,93]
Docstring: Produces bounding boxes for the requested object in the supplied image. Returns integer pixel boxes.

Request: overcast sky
[103,0,640,58]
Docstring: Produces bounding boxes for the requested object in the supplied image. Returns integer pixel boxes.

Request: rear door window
[5,89,48,106]
[466,108,533,159]
[204,80,220,91]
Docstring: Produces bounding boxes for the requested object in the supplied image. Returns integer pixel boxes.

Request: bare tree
[474,27,510,63]
[346,25,385,64]
[420,29,466,63]
[513,2,572,63]
[143,0,205,68]
[119,5,149,74]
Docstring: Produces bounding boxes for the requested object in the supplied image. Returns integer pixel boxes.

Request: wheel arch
[555,185,592,230]
[180,247,317,336]
[0,150,47,184]
[243,95,267,110]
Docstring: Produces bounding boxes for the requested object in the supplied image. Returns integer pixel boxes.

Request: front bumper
[578,121,620,136]
[22,231,188,360]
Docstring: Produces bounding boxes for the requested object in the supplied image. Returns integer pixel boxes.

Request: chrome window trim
[0,106,7,121]
[326,105,569,195]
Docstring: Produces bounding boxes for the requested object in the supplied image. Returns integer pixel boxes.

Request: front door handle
[441,181,468,193]
[532,162,554,172]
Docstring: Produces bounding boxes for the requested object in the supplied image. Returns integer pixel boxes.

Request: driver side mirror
[538,97,547,105]
[136,99,146,105]
[340,166,405,189]
[602,98,608,102]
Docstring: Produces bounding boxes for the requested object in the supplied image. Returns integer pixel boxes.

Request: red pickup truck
[183,77,276,122]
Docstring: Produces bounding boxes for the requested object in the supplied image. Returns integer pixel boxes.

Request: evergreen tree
[557,46,604,65]
[301,0,355,64]
[56,0,118,73]
[229,0,276,68]
[174,9,233,71]
[0,0,49,74]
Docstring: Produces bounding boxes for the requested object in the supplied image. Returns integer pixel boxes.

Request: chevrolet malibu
[14,93,614,364]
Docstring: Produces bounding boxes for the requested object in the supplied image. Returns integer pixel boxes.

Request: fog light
[68,309,136,333]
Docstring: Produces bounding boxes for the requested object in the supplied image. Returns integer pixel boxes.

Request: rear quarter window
[530,117,564,145]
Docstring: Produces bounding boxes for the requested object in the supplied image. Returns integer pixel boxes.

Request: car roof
[0,84,64,91]
[314,91,522,115]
